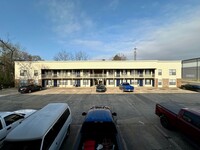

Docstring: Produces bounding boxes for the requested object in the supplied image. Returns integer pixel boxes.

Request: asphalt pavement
[0,87,199,150]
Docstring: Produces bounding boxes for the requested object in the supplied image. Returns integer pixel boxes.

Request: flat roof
[6,103,69,141]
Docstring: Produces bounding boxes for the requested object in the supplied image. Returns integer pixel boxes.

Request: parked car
[180,84,200,92]
[119,82,134,92]
[74,106,124,150]
[18,84,42,93]
[2,103,71,150]
[96,84,107,92]
[155,102,200,144]
[0,109,36,147]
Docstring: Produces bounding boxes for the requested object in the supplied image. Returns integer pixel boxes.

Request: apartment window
[158,79,162,86]
[145,70,150,75]
[63,80,68,85]
[109,70,113,75]
[34,70,38,76]
[20,80,27,86]
[70,80,73,85]
[20,70,27,76]
[169,69,176,75]
[158,69,162,75]
[34,80,38,85]
[48,80,52,86]
[130,80,137,85]
[122,70,127,75]
[83,70,89,76]
[83,80,89,85]
[145,79,151,85]
[130,70,134,75]
[108,79,114,85]
[169,79,176,85]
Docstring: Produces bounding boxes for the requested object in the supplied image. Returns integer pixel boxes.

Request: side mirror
[82,112,87,116]
[112,112,117,116]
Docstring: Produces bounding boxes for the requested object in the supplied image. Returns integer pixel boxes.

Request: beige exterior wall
[15,60,182,88]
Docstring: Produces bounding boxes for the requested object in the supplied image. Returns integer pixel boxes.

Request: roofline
[14,60,182,63]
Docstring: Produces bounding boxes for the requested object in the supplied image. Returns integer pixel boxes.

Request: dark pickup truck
[155,102,200,143]
[74,106,124,150]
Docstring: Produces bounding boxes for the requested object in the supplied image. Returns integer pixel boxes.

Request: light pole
[134,47,137,60]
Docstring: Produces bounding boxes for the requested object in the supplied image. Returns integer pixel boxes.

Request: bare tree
[54,50,88,61]
[112,53,127,60]
[74,51,88,60]
[0,38,43,87]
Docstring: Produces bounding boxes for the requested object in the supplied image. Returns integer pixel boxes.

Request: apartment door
[76,79,80,87]
[116,79,120,86]
[54,80,57,87]
[139,79,143,86]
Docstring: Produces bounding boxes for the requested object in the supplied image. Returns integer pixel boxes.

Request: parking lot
[0,87,199,150]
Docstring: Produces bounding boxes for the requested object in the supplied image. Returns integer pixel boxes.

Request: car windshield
[97,85,105,88]
[2,140,42,150]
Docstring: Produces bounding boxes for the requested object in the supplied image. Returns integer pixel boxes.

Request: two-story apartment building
[14,60,182,88]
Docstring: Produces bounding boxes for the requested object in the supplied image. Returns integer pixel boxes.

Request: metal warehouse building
[14,60,182,88]
[182,57,200,81]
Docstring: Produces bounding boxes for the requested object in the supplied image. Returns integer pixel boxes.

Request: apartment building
[14,60,182,88]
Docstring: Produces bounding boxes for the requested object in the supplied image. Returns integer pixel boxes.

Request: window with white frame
[130,70,134,75]
[83,80,89,85]
[109,70,113,75]
[145,70,150,75]
[158,79,162,85]
[130,80,137,85]
[145,79,151,85]
[20,70,27,76]
[63,80,68,85]
[20,80,27,86]
[83,70,89,76]
[108,79,114,85]
[34,70,38,76]
[169,69,176,75]
[169,79,176,85]
[158,69,162,75]
[34,80,38,85]
[48,80,52,86]
[122,70,127,75]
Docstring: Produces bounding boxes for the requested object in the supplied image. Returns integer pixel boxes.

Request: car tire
[28,90,32,93]
[160,115,171,129]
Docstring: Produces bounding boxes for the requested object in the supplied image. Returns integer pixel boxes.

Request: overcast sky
[0,0,200,60]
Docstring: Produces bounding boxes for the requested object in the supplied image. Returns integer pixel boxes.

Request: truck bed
[157,102,184,115]
[79,135,117,150]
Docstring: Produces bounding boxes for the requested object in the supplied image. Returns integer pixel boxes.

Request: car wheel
[28,90,32,93]
[160,115,171,129]
[39,87,42,91]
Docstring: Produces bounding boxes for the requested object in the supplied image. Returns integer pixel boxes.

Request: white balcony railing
[42,73,155,79]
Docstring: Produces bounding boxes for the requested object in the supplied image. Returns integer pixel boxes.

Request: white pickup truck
[0,109,36,147]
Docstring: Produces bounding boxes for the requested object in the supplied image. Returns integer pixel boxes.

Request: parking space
[0,88,199,150]
[14,86,196,95]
